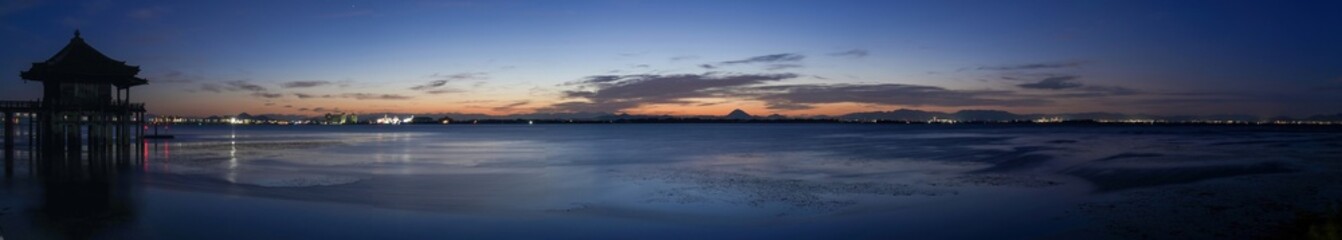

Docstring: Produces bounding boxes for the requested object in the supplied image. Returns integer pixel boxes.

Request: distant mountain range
[172,109,1342,122]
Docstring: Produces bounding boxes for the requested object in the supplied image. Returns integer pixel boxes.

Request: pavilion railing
[0,100,40,110]
[0,101,145,112]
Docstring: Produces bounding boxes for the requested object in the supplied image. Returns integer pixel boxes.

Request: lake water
[2,124,1341,239]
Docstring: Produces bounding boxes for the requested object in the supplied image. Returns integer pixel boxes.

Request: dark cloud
[749,84,1049,110]
[410,80,449,90]
[251,92,284,98]
[1017,76,1083,90]
[670,55,699,61]
[195,80,277,95]
[721,53,804,64]
[425,89,463,94]
[542,101,642,113]
[282,80,332,88]
[764,101,816,110]
[696,101,727,107]
[198,80,289,99]
[225,80,266,92]
[337,93,413,100]
[199,83,223,93]
[541,73,799,112]
[979,61,1085,71]
[1051,85,1142,98]
[491,100,531,112]
[766,64,804,70]
[431,72,488,80]
[155,70,195,83]
[293,92,412,100]
[828,49,869,58]
[544,71,1052,112]
[411,72,487,91]
[302,107,342,113]
[702,53,805,69]
[1008,75,1143,97]
[1081,85,1140,95]
[569,75,626,85]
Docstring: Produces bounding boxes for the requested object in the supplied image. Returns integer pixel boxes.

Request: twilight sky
[2,0,1340,117]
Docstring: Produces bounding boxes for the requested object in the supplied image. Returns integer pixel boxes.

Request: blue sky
[2,0,1340,117]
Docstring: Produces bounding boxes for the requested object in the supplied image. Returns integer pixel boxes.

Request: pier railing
[0,101,145,112]
[0,101,40,111]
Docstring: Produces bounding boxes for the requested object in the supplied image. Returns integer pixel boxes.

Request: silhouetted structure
[1,30,148,177]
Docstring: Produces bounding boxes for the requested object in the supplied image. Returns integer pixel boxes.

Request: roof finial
[74,29,81,38]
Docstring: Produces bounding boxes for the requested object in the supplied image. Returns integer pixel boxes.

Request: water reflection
[32,166,137,239]
[7,125,1342,239]
[0,136,151,239]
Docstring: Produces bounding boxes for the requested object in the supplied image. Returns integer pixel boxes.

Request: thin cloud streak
[1017,76,1083,90]
[979,61,1086,71]
[282,80,333,88]
[828,49,869,58]
[701,53,805,69]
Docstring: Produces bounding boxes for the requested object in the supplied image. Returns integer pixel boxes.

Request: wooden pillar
[42,113,54,173]
[41,112,53,166]
[98,114,107,162]
[91,114,100,162]
[29,112,35,164]
[4,111,14,177]
[35,111,43,161]
[4,111,13,156]
[103,116,110,164]
[99,114,108,174]
[120,113,128,165]
[66,114,79,164]
[137,112,144,142]
[29,112,36,175]
[114,113,122,165]
[51,114,62,171]
[90,114,99,171]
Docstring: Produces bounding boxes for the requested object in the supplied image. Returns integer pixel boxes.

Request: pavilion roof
[20,30,148,88]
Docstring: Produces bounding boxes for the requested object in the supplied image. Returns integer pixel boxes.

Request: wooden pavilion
[1,30,148,176]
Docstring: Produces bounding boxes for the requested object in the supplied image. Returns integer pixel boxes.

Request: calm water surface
[2,124,1340,239]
